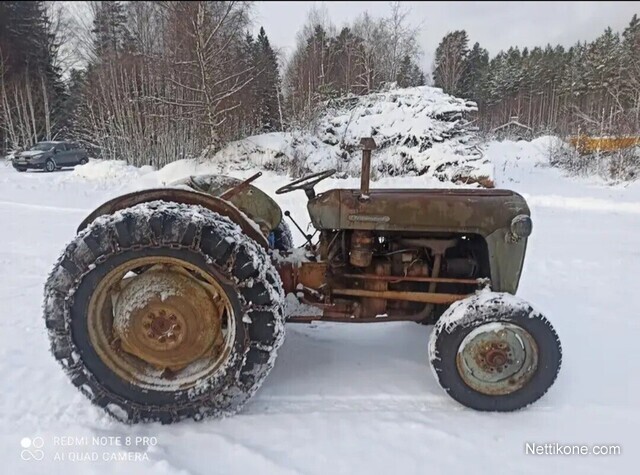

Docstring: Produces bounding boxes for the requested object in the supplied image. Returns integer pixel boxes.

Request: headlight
[510,214,532,239]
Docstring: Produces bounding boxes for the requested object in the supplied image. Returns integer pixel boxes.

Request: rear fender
[77,188,269,249]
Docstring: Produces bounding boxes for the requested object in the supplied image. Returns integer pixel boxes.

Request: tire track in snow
[244,395,457,415]
[244,395,566,415]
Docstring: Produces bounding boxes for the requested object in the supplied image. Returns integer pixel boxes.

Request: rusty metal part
[361,261,390,317]
[342,273,480,285]
[113,269,222,371]
[456,323,539,395]
[359,137,377,196]
[332,288,469,304]
[427,252,443,293]
[277,261,327,295]
[87,256,235,391]
[349,230,374,267]
[288,314,427,323]
[407,251,443,322]
[77,188,269,248]
[219,172,262,200]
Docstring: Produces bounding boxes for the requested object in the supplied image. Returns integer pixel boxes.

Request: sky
[251,1,639,74]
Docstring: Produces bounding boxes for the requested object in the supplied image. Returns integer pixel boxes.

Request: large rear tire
[44,201,285,424]
[428,291,561,412]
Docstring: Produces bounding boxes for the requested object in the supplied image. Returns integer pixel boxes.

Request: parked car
[12,141,88,172]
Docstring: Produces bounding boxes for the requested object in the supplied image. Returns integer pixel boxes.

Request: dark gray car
[12,141,88,172]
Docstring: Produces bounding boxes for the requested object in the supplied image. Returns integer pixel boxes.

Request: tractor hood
[308,188,530,237]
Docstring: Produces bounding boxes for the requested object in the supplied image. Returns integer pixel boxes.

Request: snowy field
[1,138,639,474]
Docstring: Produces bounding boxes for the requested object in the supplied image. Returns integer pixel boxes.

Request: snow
[71,159,154,184]
[1,135,640,474]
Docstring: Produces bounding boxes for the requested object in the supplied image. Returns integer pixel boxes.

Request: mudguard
[77,188,269,249]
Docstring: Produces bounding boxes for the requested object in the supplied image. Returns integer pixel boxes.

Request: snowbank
[71,159,154,184]
[199,85,492,186]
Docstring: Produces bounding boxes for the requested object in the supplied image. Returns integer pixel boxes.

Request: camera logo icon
[20,437,44,461]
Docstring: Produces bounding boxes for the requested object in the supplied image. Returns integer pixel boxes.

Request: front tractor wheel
[44,201,285,424]
[428,292,561,411]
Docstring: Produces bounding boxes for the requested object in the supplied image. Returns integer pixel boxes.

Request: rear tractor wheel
[44,201,285,424]
[429,291,561,411]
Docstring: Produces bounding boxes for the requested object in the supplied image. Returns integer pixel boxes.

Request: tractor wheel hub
[113,269,221,371]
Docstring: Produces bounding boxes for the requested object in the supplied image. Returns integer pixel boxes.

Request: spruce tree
[255,27,282,132]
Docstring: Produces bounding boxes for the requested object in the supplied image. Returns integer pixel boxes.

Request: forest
[0,1,638,167]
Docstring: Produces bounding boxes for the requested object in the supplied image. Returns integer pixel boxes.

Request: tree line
[1,2,638,166]
[284,3,425,124]
[1,1,282,167]
[433,14,640,136]
[0,1,425,164]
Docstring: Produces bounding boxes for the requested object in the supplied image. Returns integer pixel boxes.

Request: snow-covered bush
[200,85,493,185]
[548,138,640,183]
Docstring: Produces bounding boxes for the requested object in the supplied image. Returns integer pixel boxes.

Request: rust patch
[349,230,374,267]
[332,288,469,305]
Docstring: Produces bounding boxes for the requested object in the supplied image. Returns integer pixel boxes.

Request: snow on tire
[43,201,285,424]
[428,290,561,412]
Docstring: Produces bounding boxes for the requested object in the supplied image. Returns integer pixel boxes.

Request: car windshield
[29,143,56,151]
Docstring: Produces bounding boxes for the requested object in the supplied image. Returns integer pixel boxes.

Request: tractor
[43,138,562,424]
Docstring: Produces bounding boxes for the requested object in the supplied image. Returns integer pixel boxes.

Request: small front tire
[44,159,56,172]
[428,291,561,412]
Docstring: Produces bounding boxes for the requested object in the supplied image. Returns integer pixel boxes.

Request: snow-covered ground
[1,138,639,474]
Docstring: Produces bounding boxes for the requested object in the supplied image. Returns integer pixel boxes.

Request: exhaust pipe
[359,137,377,196]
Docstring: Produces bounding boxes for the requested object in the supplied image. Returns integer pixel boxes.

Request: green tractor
[43,138,561,424]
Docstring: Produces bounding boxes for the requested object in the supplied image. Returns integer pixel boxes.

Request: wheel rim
[456,322,538,395]
[87,256,236,391]
[46,161,54,171]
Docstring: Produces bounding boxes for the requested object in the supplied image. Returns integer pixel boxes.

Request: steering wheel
[275,169,336,199]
